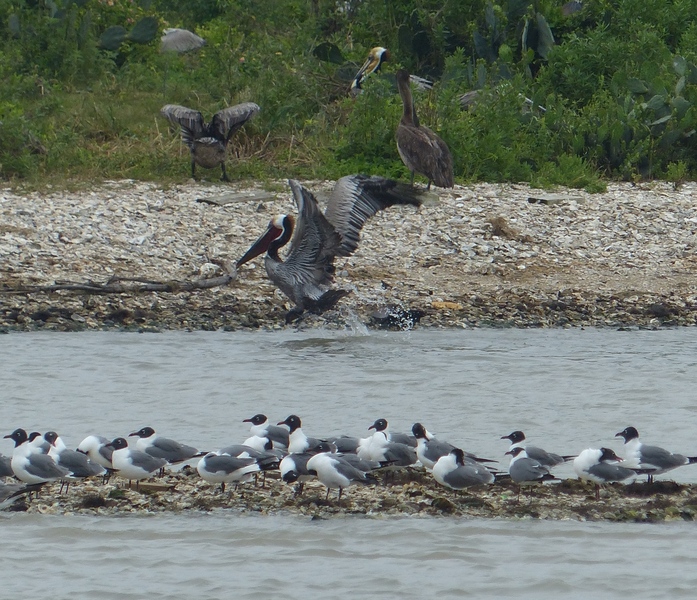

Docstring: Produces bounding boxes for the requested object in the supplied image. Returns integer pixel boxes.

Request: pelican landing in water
[237,175,425,322]
[395,69,453,190]
[161,102,260,181]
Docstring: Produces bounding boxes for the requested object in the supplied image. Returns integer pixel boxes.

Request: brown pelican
[236,175,425,322]
[160,102,260,181]
[350,46,433,96]
[395,69,454,190]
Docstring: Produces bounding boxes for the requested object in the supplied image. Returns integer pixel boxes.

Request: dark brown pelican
[350,46,433,96]
[237,175,425,322]
[160,102,260,181]
[395,69,454,190]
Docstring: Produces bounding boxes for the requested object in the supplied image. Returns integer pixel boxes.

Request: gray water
[2,327,697,598]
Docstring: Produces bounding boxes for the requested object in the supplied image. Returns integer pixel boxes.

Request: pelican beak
[351,47,389,90]
[237,219,284,267]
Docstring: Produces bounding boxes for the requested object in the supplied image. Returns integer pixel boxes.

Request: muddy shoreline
[8,468,697,523]
[2,179,697,332]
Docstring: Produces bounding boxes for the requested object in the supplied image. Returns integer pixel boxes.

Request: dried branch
[0,261,238,295]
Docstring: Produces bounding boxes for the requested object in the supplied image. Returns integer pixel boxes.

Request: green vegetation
[2,0,697,190]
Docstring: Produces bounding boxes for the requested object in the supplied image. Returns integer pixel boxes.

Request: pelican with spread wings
[237,175,425,322]
[160,102,260,181]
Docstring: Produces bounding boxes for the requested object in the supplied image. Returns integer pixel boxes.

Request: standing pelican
[160,102,260,181]
[395,69,453,190]
[237,175,424,322]
[350,47,433,96]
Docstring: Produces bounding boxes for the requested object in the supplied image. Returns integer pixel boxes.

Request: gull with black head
[432,448,495,490]
[107,437,167,489]
[615,426,697,483]
[129,426,203,472]
[501,430,574,468]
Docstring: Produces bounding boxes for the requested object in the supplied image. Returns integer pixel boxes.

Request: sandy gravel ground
[1,178,696,331]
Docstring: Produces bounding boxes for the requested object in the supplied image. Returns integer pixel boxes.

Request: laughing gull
[573,447,649,500]
[196,452,264,492]
[501,431,574,468]
[432,448,495,490]
[241,435,275,453]
[278,415,323,454]
[4,428,70,485]
[327,436,361,454]
[412,423,495,470]
[279,451,320,495]
[506,447,557,500]
[129,427,203,468]
[219,442,284,487]
[365,418,416,447]
[314,440,383,472]
[243,414,290,449]
[107,437,167,487]
[28,431,50,454]
[44,431,105,492]
[76,435,114,469]
[220,442,285,468]
[357,419,417,467]
[615,426,697,483]
[306,450,375,501]
[412,423,455,469]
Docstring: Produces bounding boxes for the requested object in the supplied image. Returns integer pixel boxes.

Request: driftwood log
[0,261,237,295]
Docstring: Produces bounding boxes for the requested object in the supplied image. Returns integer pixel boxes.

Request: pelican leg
[325,488,330,501]
[410,171,415,186]
[427,180,432,191]
[191,160,197,180]
[220,162,230,182]
[285,308,305,324]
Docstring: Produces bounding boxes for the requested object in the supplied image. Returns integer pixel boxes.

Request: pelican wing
[210,102,260,143]
[324,174,425,257]
[160,104,205,148]
[277,181,342,302]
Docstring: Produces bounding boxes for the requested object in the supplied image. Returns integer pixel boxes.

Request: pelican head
[350,46,390,94]
[237,214,293,267]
